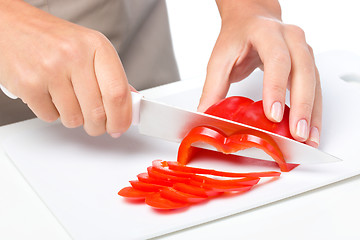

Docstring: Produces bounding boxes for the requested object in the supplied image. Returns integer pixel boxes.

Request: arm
[198,0,321,147]
[0,0,133,137]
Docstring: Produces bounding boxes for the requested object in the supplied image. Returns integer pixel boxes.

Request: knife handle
[131,91,143,126]
[0,83,143,126]
[0,84,18,99]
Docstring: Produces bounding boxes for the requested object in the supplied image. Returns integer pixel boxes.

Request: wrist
[216,0,282,23]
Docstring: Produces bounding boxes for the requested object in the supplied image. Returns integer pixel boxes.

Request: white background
[167,0,360,81]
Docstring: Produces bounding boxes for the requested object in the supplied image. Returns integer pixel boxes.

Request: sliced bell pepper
[137,172,173,187]
[191,174,260,186]
[151,160,194,178]
[118,186,152,200]
[129,180,165,192]
[147,166,191,184]
[159,187,208,204]
[145,192,190,210]
[120,159,281,210]
[167,161,281,178]
[189,180,254,192]
[172,183,219,198]
[177,126,288,172]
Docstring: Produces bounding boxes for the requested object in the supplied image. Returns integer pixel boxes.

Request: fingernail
[296,119,308,140]
[308,127,320,147]
[271,101,282,122]
[110,133,122,138]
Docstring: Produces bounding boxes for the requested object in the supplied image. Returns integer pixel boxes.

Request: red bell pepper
[177,126,289,172]
[177,96,294,172]
[205,96,293,139]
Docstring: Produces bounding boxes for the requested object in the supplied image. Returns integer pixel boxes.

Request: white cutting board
[2,51,360,240]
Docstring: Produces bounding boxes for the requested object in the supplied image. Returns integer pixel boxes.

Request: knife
[131,92,341,164]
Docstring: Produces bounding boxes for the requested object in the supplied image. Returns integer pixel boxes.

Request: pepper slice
[159,187,208,204]
[152,160,194,178]
[137,172,173,187]
[189,180,254,192]
[177,126,288,172]
[172,183,219,198]
[130,180,165,192]
[191,175,260,186]
[145,192,190,210]
[118,186,152,200]
[167,161,281,178]
[147,166,191,184]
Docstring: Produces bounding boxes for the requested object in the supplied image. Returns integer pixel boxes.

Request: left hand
[198,0,322,147]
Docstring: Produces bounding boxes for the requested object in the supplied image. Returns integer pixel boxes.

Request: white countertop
[2,1,360,239]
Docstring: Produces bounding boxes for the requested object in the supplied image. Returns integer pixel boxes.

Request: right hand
[0,0,132,137]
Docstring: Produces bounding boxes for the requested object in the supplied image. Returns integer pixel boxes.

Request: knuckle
[63,115,83,128]
[55,39,84,66]
[106,86,128,105]
[89,105,107,125]
[307,44,314,56]
[269,83,286,96]
[257,17,282,31]
[19,79,44,102]
[87,30,109,48]
[271,50,291,65]
[299,101,313,116]
[42,40,81,72]
[286,24,306,40]
[302,65,316,77]
[57,39,78,58]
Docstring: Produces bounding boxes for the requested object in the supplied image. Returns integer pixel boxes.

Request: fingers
[306,65,322,148]
[71,62,106,136]
[284,26,317,142]
[15,77,60,122]
[48,76,83,128]
[255,23,321,145]
[25,92,59,122]
[253,29,291,123]
[93,36,132,137]
[25,34,132,138]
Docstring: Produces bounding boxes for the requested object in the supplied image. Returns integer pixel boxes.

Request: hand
[198,0,322,147]
[0,0,133,137]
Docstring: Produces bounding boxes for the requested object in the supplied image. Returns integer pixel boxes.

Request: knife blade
[131,92,341,164]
